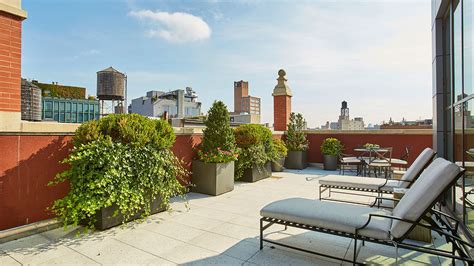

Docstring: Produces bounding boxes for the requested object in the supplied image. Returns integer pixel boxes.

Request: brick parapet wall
[0,11,22,112]
[0,129,433,230]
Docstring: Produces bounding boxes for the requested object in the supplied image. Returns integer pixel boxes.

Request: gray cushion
[318,148,435,191]
[391,158,461,239]
[319,175,388,191]
[260,198,392,240]
[398,148,436,188]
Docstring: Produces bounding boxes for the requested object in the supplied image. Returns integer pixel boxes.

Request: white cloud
[129,10,211,43]
[65,49,101,61]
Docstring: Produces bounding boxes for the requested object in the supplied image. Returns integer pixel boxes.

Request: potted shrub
[271,139,287,172]
[234,124,275,182]
[321,138,343,170]
[193,101,238,196]
[49,114,188,231]
[284,113,309,169]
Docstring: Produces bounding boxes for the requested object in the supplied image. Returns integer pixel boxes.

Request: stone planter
[94,196,166,230]
[192,160,234,196]
[240,161,272,182]
[271,157,286,172]
[323,154,338,170]
[285,151,307,170]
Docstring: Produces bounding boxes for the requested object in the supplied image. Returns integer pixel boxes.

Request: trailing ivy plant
[196,101,238,163]
[285,113,309,151]
[49,114,188,232]
[234,124,278,179]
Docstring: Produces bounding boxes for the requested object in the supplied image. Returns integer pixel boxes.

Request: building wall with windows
[42,97,99,123]
[130,89,201,119]
[432,0,474,238]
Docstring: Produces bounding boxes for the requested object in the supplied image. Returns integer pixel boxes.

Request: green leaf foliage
[197,101,237,163]
[73,114,175,149]
[34,82,86,99]
[285,113,309,151]
[321,138,343,156]
[273,139,288,157]
[50,114,187,232]
[234,124,279,179]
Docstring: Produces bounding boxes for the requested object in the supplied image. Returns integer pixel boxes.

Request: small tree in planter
[49,114,188,231]
[321,138,343,170]
[234,124,276,182]
[193,101,238,196]
[271,139,288,172]
[285,112,309,169]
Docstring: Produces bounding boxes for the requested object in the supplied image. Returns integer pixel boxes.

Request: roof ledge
[0,0,27,19]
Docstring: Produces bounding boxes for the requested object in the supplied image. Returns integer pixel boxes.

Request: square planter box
[94,196,166,230]
[271,157,286,172]
[285,151,308,170]
[240,161,272,182]
[192,160,235,196]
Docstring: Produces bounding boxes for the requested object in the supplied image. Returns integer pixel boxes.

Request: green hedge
[234,124,278,179]
[50,114,186,232]
[34,82,86,99]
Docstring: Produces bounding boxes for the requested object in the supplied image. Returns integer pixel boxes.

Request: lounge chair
[260,158,472,264]
[319,148,436,204]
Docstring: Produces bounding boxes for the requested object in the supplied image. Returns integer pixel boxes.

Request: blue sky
[22,0,432,128]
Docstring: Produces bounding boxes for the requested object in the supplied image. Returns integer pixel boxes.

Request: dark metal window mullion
[451,0,457,212]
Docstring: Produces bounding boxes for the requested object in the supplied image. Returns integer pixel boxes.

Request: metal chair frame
[260,170,474,265]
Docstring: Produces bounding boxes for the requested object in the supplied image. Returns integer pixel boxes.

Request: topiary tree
[197,101,237,163]
[285,112,309,151]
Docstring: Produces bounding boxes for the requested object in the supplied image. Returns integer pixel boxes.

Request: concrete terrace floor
[0,167,458,265]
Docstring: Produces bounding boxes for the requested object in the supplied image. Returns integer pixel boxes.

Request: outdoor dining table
[353,147,390,176]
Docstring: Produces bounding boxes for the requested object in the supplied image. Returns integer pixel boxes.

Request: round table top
[354,148,390,153]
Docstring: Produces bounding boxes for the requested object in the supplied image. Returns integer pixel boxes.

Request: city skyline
[22,0,431,128]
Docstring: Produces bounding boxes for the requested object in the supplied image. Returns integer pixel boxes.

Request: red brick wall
[0,135,72,230]
[0,11,22,112]
[306,132,433,165]
[0,134,203,230]
[0,131,432,230]
[273,95,291,131]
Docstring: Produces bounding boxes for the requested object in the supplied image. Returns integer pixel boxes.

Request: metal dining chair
[367,147,393,178]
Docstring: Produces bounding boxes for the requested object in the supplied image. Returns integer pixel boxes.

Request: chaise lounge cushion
[318,148,436,191]
[319,175,401,192]
[398,148,436,188]
[391,158,461,239]
[260,198,392,240]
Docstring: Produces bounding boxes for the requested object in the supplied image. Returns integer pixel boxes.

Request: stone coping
[304,129,433,135]
[0,1,27,19]
[0,122,432,136]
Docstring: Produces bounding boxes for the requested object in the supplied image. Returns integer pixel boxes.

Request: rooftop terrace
[0,167,454,265]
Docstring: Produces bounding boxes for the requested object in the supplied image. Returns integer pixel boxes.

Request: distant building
[337,101,364,130]
[129,87,201,119]
[230,114,261,124]
[233,80,261,123]
[33,80,86,99]
[380,118,433,129]
[42,97,99,123]
[27,79,99,123]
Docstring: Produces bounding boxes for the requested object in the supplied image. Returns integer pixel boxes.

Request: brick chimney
[273,69,292,131]
[0,1,27,131]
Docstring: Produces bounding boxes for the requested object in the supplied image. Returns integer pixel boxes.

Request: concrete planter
[285,151,308,170]
[192,160,234,196]
[240,161,272,182]
[94,196,165,230]
[271,157,286,172]
[323,154,338,170]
